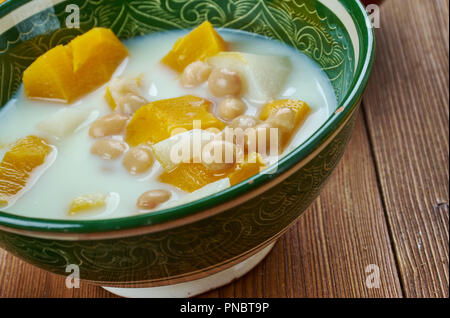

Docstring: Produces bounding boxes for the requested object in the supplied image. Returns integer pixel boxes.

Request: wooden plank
[362,0,449,297]
[0,250,73,298]
[202,111,402,297]
[0,248,117,297]
[0,112,402,297]
[72,282,116,298]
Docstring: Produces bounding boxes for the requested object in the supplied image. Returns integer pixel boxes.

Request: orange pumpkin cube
[158,163,229,193]
[259,99,311,125]
[259,99,311,149]
[161,21,227,72]
[69,27,128,93]
[68,193,107,215]
[0,136,52,206]
[126,95,226,146]
[228,153,266,186]
[23,27,128,103]
[23,45,78,102]
[159,153,266,192]
[70,28,127,74]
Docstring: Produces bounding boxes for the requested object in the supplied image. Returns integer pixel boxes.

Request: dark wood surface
[0,0,448,298]
[362,0,449,297]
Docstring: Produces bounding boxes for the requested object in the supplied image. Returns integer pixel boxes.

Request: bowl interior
[0,0,373,232]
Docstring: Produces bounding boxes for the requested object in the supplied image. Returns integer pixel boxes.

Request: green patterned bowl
[0,0,374,297]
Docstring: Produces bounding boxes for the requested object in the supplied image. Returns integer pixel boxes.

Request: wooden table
[0,0,448,298]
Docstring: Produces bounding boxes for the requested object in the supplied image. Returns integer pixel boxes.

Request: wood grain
[362,0,449,297]
[0,250,72,297]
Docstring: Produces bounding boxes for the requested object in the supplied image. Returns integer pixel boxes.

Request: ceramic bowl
[0,0,374,297]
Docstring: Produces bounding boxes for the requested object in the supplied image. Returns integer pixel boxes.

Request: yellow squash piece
[68,193,107,215]
[23,45,78,102]
[161,21,227,72]
[68,27,128,95]
[69,28,128,75]
[228,153,266,186]
[159,163,230,193]
[259,99,311,125]
[126,95,226,146]
[260,99,311,148]
[23,27,128,103]
[104,86,117,110]
[159,153,266,192]
[0,136,52,206]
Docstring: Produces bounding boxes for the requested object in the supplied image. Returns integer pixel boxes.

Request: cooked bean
[218,97,247,121]
[118,93,148,114]
[122,145,154,174]
[208,68,242,97]
[180,61,211,87]
[91,138,127,160]
[267,107,296,133]
[230,115,261,130]
[201,139,237,171]
[137,189,171,210]
[89,113,130,138]
[108,76,148,114]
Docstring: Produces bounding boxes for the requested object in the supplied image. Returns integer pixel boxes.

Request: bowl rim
[0,0,375,235]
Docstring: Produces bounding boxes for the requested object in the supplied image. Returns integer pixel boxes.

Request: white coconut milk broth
[0,29,336,220]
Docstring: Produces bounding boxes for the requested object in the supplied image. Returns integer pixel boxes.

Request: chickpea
[180,61,211,87]
[137,189,171,210]
[201,139,237,171]
[109,76,148,114]
[119,94,148,114]
[122,145,154,174]
[91,138,127,160]
[267,107,296,133]
[245,122,281,155]
[218,98,247,121]
[208,68,242,97]
[230,115,261,130]
[89,113,130,138]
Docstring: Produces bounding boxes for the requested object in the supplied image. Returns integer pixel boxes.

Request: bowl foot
[102,242,275,298]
